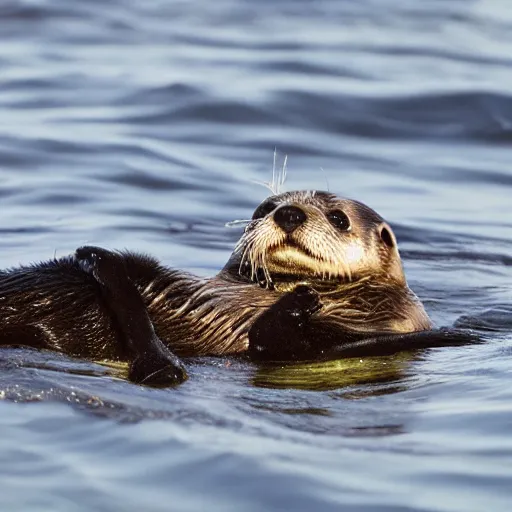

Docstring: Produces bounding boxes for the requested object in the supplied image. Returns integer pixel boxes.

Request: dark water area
[1,0,512,510]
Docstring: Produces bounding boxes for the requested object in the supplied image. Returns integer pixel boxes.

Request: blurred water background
[0,0,511,510]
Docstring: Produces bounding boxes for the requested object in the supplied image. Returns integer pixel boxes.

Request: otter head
[223,190,406,291]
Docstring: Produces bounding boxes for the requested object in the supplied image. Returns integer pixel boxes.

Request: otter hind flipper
[324,329,483,359]
[75,246,187,387]
[248,284,482,363]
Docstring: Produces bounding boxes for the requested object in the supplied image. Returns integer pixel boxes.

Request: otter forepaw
[75,246,120,287]
[248,285,322,361]
[280,285,322,322]
[292,285,322,312]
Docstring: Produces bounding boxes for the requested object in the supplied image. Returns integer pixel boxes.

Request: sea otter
[0,190,476,386]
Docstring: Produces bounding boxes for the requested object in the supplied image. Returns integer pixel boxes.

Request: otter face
[226,191,406,289]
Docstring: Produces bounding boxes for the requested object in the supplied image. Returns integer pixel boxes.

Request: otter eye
[252,201,278,220]
[327,209,351,231]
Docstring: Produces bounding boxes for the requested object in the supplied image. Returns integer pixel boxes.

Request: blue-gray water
[1,0,512,510]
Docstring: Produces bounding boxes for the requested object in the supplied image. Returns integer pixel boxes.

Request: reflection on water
[1,0,512,510]
[252,355,410,393]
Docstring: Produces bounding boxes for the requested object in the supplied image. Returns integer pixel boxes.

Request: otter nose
[273,205,307,234]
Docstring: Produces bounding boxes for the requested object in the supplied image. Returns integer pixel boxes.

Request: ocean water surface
[0,0,511,510]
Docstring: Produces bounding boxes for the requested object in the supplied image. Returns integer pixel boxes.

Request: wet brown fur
[0,190,431,361]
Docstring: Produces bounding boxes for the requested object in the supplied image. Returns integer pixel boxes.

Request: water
[1,0,511,510]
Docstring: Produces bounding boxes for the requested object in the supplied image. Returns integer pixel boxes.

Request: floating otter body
[0,190,474,386]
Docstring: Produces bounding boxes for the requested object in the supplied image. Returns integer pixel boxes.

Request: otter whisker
[251,179,279,195]
[319,167,330,192]
[248,245,260,281]
[234,224,259,255]
[260,249,272,287]
[225,219,252,229]
[238,244,251,277]
[256,149,289,196]
[244,227,266,281]
[237,220,283,285]
[251,250,260,282]
[237,229,259,278]
[272,147,277,193]
[276,154,288,194]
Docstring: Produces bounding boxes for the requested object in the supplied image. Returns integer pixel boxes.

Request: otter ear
[378,222,405,285]
[378,222,397,249]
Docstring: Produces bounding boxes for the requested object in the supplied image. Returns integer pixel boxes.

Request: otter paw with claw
[286,285,322,317]
[75,246,120,287]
